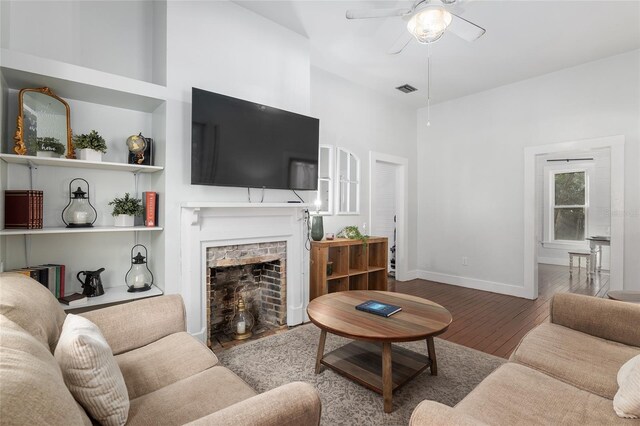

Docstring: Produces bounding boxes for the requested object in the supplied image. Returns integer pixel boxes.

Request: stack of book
[10,264,66,298]
[4,190,44,229]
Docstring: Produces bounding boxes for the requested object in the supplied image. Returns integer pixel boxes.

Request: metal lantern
[229,294,255,340]
[125,244,154,293]
[61,178,97,227]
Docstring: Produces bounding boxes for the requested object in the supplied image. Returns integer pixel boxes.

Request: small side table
[568,251,590,276]
[607,291,640,304]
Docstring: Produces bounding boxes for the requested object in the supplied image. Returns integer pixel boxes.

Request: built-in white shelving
[181,202,312,209]
[1,45,167,312]
[0,226,163,236]
[0,49,167,113]
[0,154,164,173]
[60,284,163,311]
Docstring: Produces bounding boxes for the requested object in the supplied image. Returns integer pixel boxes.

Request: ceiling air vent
[395,84,417,94]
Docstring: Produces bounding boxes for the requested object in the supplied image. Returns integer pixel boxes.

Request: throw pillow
[54,314,129,426]
[614,354,640,419]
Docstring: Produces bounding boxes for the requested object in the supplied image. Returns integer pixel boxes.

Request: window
[336,148,360,215]
[551,170,588,241]
[316,145,333,215]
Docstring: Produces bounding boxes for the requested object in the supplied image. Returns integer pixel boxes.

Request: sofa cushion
[0,272,66,351]
[0,315,92,426]
[510,322,640,399]
[456,363,628,425]
[127,366,256,426]
[614,355,640,419]
[81,295,186,355]
[55,314,129,426]
[116,331,218,399]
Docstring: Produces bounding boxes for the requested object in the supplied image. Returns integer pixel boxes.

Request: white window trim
[336,147,360,215]
[543,166,591,248]
[317,145,334,215]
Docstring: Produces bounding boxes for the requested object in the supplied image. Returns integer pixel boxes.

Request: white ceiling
[233,0,640,108]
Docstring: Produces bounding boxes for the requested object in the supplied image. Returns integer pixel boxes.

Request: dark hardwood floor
[390,264,609,359]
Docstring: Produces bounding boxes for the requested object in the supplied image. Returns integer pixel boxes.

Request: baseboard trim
[538,257,610,269]
[538,257,570,267]
[402,270,419,281]
[415,270,532,299]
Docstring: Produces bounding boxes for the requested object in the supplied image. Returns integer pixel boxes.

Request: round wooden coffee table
[307,290,452,413]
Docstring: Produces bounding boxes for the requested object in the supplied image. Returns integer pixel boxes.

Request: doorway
[524,136,624,299]
[369,152,408,281]
[535,148,611,298]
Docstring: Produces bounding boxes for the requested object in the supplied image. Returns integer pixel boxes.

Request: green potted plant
[337,225,369,247]
[36,137,65,158]
[73,130,107,162]
[108,193,143,227]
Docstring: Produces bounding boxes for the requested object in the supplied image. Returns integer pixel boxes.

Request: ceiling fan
[346,0,486,54]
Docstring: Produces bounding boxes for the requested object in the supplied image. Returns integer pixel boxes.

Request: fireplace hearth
[206,242,286,348]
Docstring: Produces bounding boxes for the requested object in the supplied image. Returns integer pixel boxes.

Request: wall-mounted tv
[191,88,319,190]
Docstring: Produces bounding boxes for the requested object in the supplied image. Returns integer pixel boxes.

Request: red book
[144,192,158,227]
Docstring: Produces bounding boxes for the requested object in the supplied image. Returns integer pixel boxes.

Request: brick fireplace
[206,242,286,347]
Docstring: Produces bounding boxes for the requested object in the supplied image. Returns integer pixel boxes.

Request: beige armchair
[0,273,321,425]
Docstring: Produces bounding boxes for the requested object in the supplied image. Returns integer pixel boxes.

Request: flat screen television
[191,88,319,190]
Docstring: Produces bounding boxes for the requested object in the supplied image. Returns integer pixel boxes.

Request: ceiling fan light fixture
[407,7,453,44]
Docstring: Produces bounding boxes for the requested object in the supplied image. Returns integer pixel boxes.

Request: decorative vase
[76,149,102,162]
[114,214,135,227]
[311,215,324,241]
[36,151,60,158]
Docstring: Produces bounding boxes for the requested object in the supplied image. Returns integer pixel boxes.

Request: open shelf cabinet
[310,237,388,300]
[0,45,167,311]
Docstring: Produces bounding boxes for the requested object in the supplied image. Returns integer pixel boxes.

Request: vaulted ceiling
[234,0,640,108]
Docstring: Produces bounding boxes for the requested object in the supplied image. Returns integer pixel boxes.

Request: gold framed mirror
[13,87,73,158]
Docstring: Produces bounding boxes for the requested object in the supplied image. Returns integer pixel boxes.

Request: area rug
[218,323,505,425]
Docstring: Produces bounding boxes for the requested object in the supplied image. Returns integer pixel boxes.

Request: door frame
[523,135,625,299]
[369,152,409,281]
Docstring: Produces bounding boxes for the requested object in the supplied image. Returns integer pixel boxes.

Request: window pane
[349,154,358,181]
[339,181,348,212]
[554,208,585,240]
[339,150,349,180]
[319,147,330,179]
[349,182,358,212]
[555,172,585,205]
[318,179,330,213]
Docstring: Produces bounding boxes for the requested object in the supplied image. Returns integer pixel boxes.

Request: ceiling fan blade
[388,31,414,55]
[448,12,486,42]
[346,8,412,20]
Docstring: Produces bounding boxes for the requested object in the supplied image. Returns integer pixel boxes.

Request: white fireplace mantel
[180,203,310,342]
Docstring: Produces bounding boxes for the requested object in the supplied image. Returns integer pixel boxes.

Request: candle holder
[125,244,154,292]
[61,178,97,228]
[229,292,254,340]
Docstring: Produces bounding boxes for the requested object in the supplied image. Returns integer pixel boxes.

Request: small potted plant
[36,137,65,158]
[109,193,143,227]
[73,130,107,161]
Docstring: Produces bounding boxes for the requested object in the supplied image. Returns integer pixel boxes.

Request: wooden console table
[309,237,388,301]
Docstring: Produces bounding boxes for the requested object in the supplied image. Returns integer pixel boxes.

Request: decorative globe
[126,133,146,154]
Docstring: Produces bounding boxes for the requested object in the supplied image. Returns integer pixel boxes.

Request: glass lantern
[61,178,97,227]
[230,294,254,340]
[125,244,154,293]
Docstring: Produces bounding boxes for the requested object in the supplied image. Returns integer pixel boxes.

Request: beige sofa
[411,293,640,425]
[0,273,321,425]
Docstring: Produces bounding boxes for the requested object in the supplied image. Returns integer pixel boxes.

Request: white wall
[1,0,164,85]
[536,149,611,268]
[161,1,312,297]
[417,49,640,294]
[310,67,418,274]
